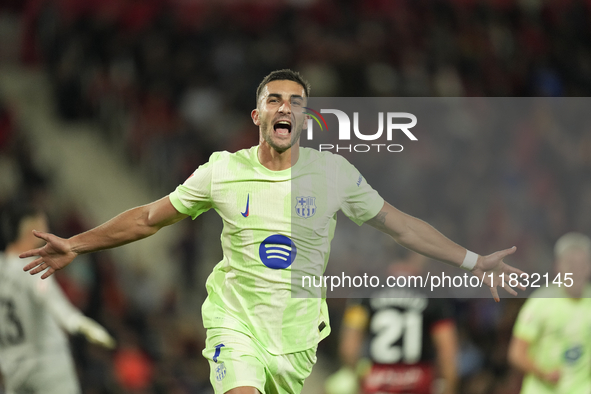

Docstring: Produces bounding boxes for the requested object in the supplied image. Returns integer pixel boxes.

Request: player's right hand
[19,230,77,279]
[470,246,526,302]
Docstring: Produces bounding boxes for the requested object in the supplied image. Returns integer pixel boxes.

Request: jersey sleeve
[169,153,216,219]
[426,298,455,332]
[335,155,384,225]
[32,276,84,333]
[427,298,454,328]
[513,297,545,343]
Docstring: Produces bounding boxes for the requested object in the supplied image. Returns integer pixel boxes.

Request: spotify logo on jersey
[259,234,297,269]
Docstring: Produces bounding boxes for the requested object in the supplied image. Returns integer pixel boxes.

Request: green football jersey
[513,285,591,394]
[169,146,384,354]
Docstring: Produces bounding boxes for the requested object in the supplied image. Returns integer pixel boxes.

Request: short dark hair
[0,201,42,249]
[256,69,311,104]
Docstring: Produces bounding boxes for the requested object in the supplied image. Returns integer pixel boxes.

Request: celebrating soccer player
[20,70,524,394]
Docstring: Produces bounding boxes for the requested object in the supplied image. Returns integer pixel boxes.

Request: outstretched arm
[366,202,525,301]
[20,196,187,279]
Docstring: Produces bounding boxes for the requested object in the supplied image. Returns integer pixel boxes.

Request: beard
[260,117,303,153]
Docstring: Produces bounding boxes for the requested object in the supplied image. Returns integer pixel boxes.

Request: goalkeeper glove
[72,316,116,349]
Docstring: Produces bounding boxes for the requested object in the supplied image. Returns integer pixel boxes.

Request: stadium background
[1,0,591,393]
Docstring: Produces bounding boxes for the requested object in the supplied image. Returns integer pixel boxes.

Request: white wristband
[461,250,478,271]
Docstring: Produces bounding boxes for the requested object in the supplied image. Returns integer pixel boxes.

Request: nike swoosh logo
[241,194,249,217]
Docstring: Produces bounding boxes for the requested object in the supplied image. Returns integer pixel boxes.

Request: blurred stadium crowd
[1,0,591,393]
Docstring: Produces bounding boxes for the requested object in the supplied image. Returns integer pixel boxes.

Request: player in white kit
[0,203,115,394]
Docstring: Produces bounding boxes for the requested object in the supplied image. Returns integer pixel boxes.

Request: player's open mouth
[273,120,292,136]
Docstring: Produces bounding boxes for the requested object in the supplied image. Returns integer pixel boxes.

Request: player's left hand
[471,246,525,302]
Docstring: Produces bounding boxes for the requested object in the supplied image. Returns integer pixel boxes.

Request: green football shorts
[203,327,318,394]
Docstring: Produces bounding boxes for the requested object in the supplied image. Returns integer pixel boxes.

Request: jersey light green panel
[169,146,384,354]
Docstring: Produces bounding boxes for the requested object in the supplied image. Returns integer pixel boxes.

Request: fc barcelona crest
[215,362,226,381]
[296,196,316,218]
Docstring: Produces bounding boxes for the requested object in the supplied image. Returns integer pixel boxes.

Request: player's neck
[258,141,300,171]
